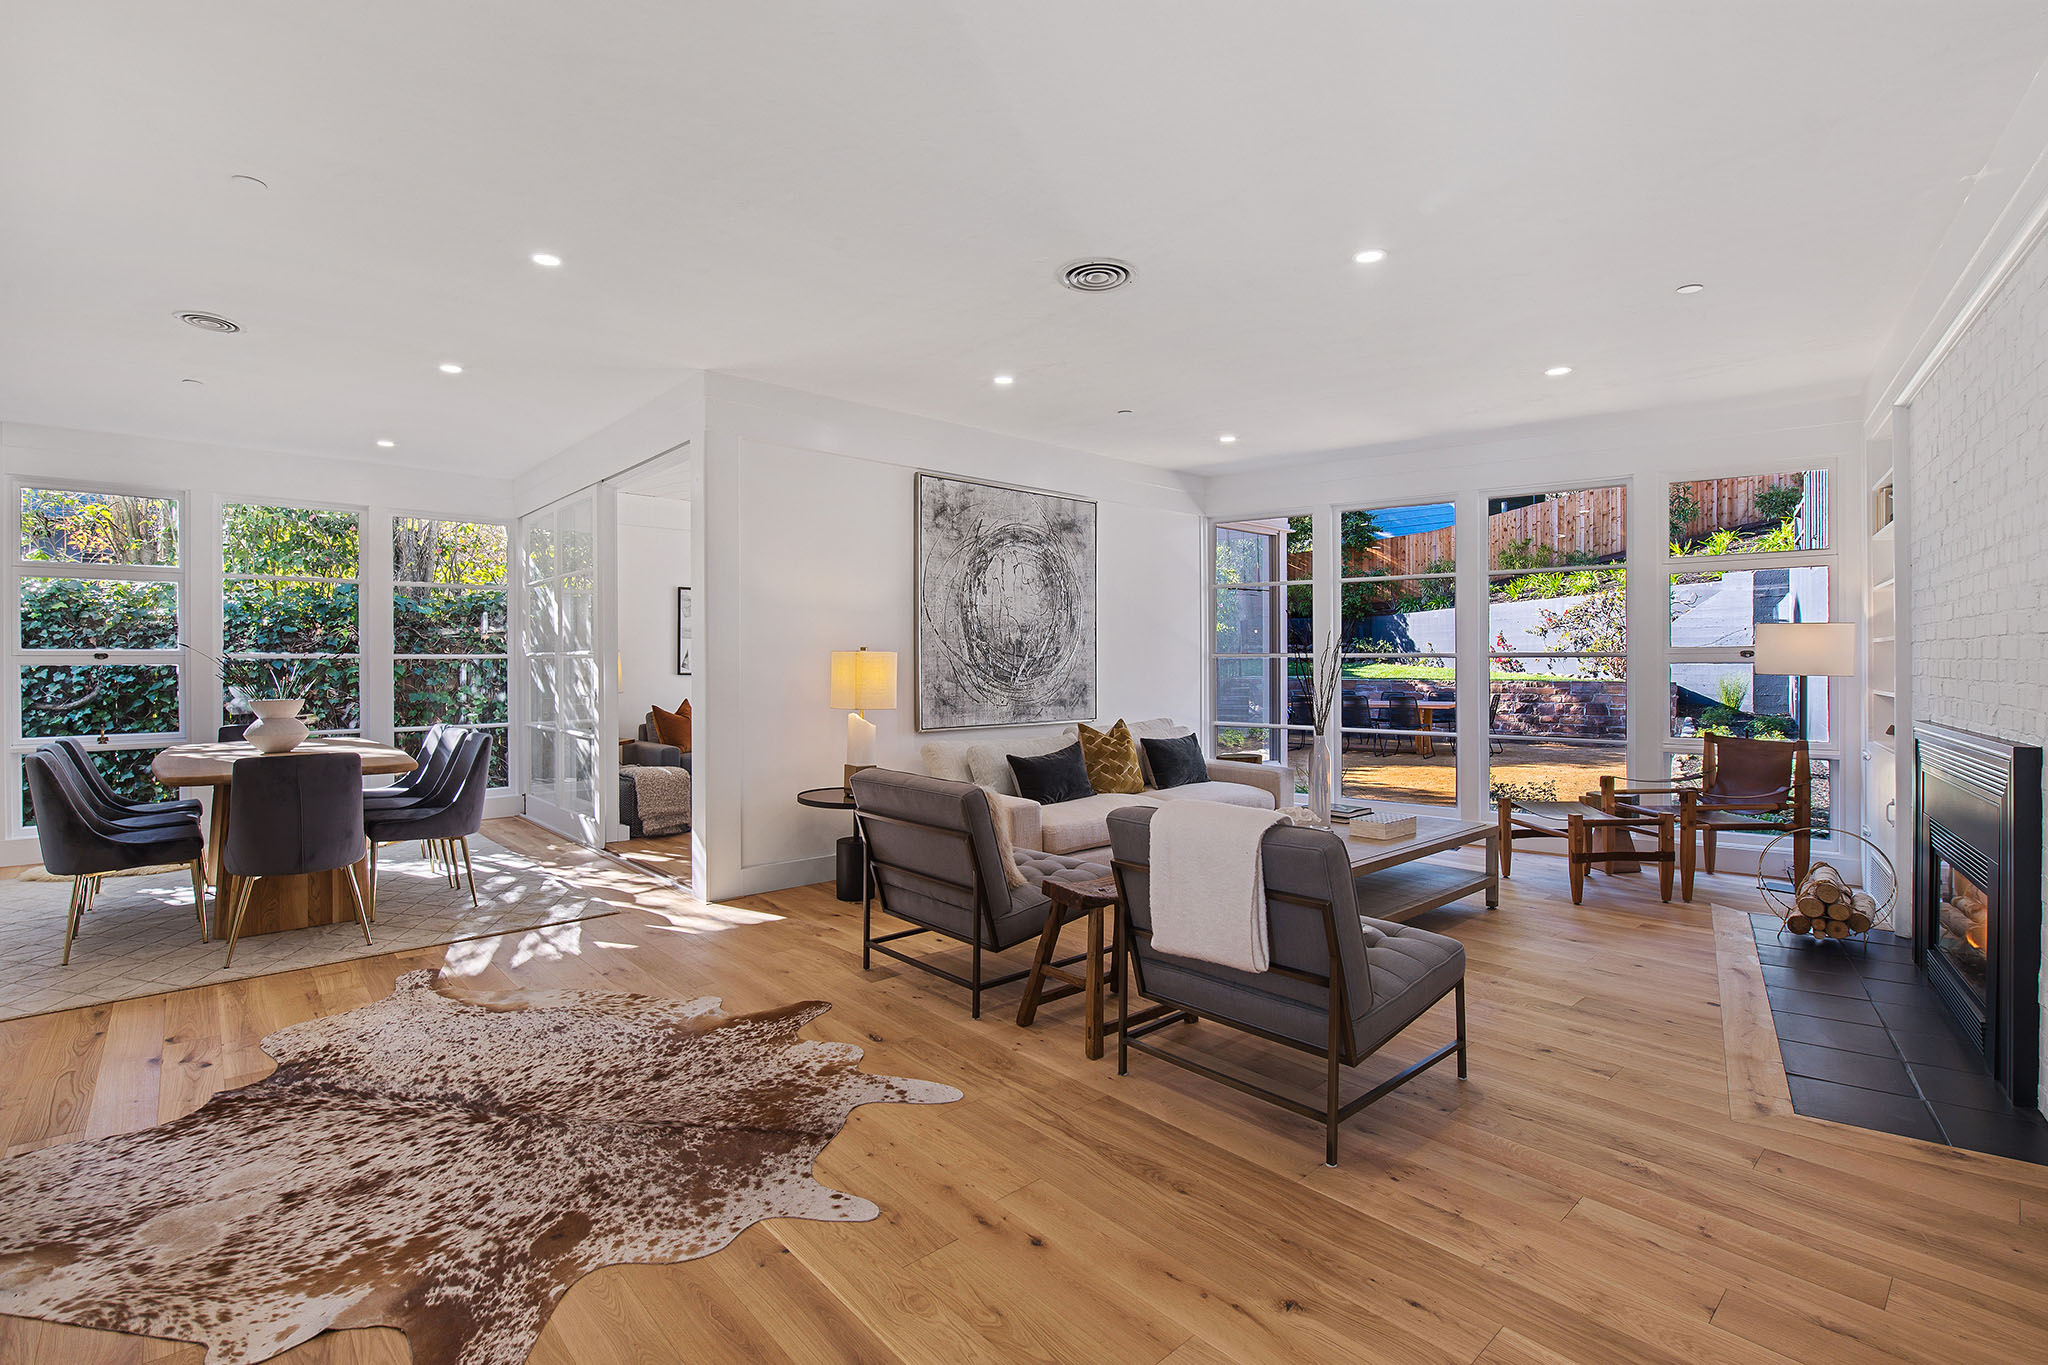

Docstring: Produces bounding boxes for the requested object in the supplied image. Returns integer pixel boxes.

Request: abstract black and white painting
[916,472,1097,730]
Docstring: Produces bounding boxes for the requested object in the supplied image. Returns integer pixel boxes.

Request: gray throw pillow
[1140,733,1209,789]
[1007,743,1093,805]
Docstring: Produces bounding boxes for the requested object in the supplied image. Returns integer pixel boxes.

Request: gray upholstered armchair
[1105,805,1468,1165]
[850,768,1095,1018]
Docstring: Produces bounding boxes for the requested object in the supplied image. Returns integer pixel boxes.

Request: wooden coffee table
[1344,817,1499,921]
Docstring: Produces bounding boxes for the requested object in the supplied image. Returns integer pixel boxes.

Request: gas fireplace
[1915,723,2042,1108]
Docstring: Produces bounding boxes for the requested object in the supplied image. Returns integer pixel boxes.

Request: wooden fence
[1282,475,1811,580]
[1667,473,1807,545]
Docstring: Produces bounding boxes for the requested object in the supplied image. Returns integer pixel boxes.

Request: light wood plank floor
[4,818,2047,1364]
[602,830,692,886]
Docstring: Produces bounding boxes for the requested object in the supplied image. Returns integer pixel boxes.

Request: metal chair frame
[855,807,1084,1020]
[1110,858,1465,1166]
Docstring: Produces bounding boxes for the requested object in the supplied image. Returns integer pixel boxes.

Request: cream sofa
[919,717,1295,856]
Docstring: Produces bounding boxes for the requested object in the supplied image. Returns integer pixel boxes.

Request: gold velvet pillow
[650,700,692,751]
[1077,719,1144,795]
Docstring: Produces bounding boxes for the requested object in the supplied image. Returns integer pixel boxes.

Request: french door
[519,492,603,842]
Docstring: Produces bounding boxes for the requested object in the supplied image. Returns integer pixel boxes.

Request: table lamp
[1753,622,1855,740]
[1752,622,1856,678]
[830,646,898,792]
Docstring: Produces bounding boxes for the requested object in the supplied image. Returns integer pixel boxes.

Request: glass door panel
[518,492,603,842]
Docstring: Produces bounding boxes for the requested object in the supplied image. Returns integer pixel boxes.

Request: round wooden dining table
[152,737,417,938]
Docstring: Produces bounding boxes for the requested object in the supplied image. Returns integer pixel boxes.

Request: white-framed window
[1211,515,1313,792]
[8,481,187,834]
[1484,483,1631,804]
[221,502,361,735]
[393,517,510,789]
[1664,468,1838,831]
[1336,501,1459,808]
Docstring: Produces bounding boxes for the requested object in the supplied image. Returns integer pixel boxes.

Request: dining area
[24,724,494,968]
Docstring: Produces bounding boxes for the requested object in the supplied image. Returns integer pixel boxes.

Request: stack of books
[1328,799,1374,823]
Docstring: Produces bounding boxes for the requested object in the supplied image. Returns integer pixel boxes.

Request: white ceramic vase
[245,697,310,755]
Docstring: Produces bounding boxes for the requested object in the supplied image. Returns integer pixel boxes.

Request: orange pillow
[650,700,692,751]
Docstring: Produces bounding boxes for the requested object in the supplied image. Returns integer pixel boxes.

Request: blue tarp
[1369,502,1455,537]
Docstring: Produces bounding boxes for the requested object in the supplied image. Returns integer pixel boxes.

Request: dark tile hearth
[1750,914,2048,1164]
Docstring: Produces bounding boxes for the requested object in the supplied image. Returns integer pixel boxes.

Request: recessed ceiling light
[1117,409,1133,415]
[1544,366,1573,377]
[181,378,204,386]
[438,363,463,374]
[992,374,1015,386]
[1218,433,1238,444]
[530,252,563,268]
[1675,283,1705,294]
[229,174,268,190]
[376,439,396,448]
[1352,248,1388,264]
[177,311,240,333]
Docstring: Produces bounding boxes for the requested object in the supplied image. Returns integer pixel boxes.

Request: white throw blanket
[1147,800,1289,972]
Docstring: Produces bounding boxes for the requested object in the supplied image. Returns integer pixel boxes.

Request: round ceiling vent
[177,311,241,333]
[1061,259,1134,292]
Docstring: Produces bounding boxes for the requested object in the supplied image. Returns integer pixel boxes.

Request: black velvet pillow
[1007,743,1094,805]
[1141,733,1208,789]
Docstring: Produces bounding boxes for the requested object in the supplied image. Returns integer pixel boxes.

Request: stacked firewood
[1785,862,1878,938]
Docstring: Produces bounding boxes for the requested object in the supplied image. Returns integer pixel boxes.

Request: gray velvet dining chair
[365,724,465,811]
[26,752,207,965]
[50,737,201,821]
[219,751,372,966]
[363,731,493,911]
[372,722,446,797]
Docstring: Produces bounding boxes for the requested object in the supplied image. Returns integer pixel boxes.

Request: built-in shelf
[1871,465,1894,493]
[1872,576,1896,592]
[1872,521,1895,543]
[1872,689,1896,700]
[1871,738,1895,755]
[1871,634,1896,644]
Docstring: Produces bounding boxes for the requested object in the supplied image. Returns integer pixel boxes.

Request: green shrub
[1756,478,1803,523]
[1669,487,1702,539]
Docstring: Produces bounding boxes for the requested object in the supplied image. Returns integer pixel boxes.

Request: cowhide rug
[0,969,961,1364]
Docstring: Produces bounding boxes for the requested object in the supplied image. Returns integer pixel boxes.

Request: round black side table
[797,787,865,902]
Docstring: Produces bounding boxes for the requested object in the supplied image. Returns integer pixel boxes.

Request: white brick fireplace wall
[1907,225,2048,1110]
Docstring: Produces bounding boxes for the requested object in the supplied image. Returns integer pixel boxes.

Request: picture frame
[914,471,1098,730]
[676,586,692,675]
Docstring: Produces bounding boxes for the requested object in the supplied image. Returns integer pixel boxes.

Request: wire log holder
[1755,826,1897,948]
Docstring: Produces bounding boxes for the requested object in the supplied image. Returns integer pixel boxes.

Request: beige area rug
[0,969,962,1365]
[0,837,621,1022]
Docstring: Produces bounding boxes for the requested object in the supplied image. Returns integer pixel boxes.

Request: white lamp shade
[1753,622,1856,677]
[830,649,898,711]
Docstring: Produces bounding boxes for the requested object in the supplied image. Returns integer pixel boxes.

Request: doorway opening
[604,452,698,896]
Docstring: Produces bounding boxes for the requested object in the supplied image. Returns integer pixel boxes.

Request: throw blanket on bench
[1148,800,1289,972]
[625,764,693,837]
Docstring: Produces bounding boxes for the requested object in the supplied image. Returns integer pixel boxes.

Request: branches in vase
[180,643,307,702]
[1309,635,1341,736]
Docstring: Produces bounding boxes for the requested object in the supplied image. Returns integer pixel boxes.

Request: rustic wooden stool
[1016,873,1121,1060]
[1496,795,1676,904]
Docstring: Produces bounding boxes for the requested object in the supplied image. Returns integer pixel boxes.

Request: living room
[3,5,2048,1363]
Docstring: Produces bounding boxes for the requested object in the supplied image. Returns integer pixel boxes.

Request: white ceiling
[4,2,2046,476]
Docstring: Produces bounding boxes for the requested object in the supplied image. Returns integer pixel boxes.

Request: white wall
[1904,227,2048,1112]
[616,492,691,742]
[695,373,1206,900]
